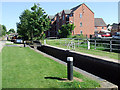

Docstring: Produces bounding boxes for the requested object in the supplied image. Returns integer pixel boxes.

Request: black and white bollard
[67,57,73,81]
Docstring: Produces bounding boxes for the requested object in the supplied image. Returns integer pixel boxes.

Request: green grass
[46,39,119,60]
[5,43,20,45]
[2,46,100,88]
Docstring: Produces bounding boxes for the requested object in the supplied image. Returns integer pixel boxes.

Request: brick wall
[95,26,107,32]
[73,4,94,36]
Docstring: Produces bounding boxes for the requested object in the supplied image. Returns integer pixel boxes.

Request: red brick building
[94,18,107,33]
[47,3,106,38]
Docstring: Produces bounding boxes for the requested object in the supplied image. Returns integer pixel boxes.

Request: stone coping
[29,45,118,89]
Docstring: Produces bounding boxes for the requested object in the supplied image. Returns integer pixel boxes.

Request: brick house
[94,18,107,33]
[47,15,57,37]
[47,3,106,38]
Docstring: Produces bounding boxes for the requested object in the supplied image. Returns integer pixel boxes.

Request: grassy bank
[2,46,100,88]
[46,39,119,60]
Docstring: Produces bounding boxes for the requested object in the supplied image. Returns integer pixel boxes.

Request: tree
[2,25,7,36]
[17,9,31,40]
[0,24,7,36]
[58,24,75,38]
[17,3,51,40]
[8,28,15,34]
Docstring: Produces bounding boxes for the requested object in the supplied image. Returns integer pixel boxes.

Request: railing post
[110,39,112,52]
[95,38,96,49]
[67,57,73,81]
[87,39,90,50]
[44,40,46,45]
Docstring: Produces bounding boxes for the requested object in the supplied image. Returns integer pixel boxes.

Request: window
[102,27,104,29]
[66,15,69,21]
[80,22,82,27]
[80,30,82,34]
[63,15,64,20]
[80,13,82,18]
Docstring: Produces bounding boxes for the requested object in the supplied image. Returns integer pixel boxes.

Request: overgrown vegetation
[2,46,100,88]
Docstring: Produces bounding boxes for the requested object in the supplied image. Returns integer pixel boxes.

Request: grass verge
[46,39,119,60]
[2,46,100,88]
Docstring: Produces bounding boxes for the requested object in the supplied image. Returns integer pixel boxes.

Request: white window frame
[80,13,82,18]
[80,30,82,34]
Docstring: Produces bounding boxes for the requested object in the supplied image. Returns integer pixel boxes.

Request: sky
[0,1,119,32]
[118,1,120,23]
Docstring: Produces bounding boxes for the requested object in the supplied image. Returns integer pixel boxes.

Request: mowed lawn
[2,46,100,88]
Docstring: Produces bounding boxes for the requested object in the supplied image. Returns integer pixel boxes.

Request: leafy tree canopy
[17,3,51,40]
[0,24,7,36]
[8,28,15,33]
[58,24,75,38]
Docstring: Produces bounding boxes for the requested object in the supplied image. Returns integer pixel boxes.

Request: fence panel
[46,38,120,53]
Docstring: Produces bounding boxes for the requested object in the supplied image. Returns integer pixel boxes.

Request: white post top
[67,57,73,61]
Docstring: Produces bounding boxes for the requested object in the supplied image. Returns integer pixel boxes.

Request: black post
[24,41,25,47]
[67,57,73,81]
[110,39,112,52]
[95,37,96,49]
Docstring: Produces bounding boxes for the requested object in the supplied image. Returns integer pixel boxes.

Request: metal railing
[45,38,120,52]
